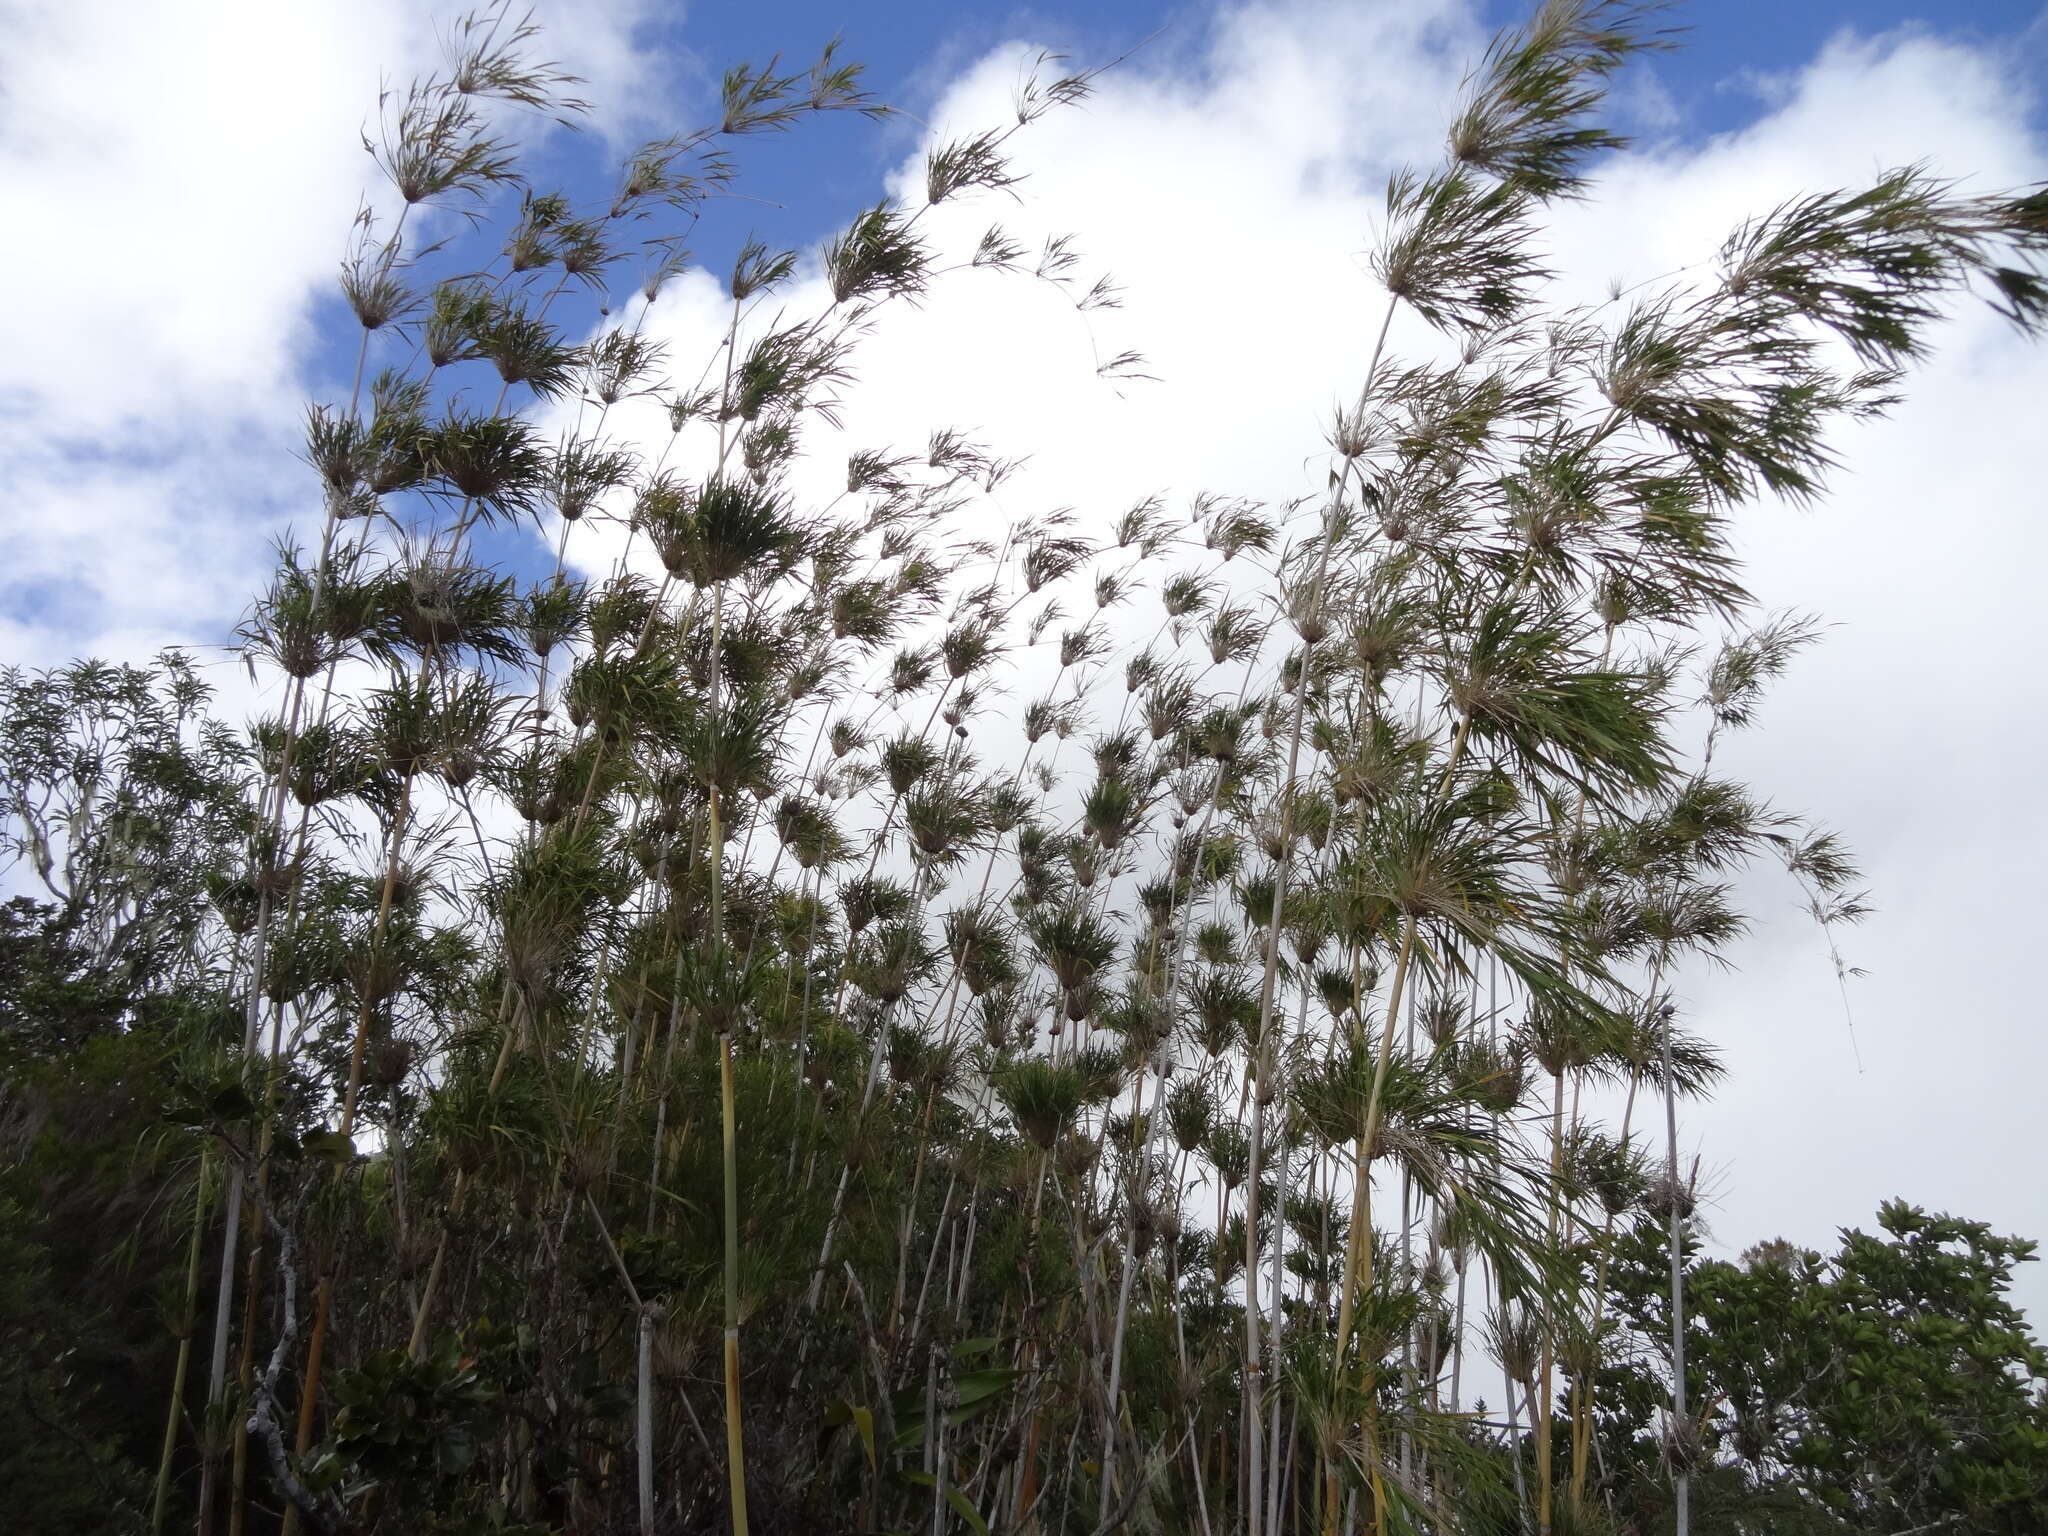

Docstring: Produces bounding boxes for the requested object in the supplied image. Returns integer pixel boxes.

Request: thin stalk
[638,1305,658,1536]
[1535,1068,1565,1535]
[704,576,751,1536]
[153,1150,211,1533]
[1328,917,1417,1536]
[1659,996,1690,1536]
[284,771,417,1518]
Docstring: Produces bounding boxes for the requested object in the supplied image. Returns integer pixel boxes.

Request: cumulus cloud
[1555,29,2048,1311]
[4,0,2043,1310]
[0,0,656,670]
[577,5,2048,1308]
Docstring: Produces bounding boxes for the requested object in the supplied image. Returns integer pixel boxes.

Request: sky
[3,0,2047,1312]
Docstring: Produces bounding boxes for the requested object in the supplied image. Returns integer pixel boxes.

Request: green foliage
[0,1195,153,1533]
[1599,1204,2048,1534]
[6,5,2048,1534]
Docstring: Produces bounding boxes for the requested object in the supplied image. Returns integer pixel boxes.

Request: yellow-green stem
[1327,918,1418,1536]
[721,1031,749,1534]
[1536,1068,1566,1534]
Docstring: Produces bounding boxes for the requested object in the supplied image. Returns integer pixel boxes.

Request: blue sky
[315,1,2048,394]
[529,0,2048,252]
[322,0,2048,533]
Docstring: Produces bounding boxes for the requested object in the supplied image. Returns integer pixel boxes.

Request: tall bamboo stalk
[1658,997,1691,1535]
[152,1151,211,1533]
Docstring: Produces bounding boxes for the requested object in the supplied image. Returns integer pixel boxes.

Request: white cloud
[579,5,2048,1310]
[5,0,2044,1315]
[0,0,656,671]
[0,0,419,428]
[1552,28,2048,1311]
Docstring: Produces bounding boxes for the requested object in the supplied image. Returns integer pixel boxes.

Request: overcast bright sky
[3,0,2045,1310]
